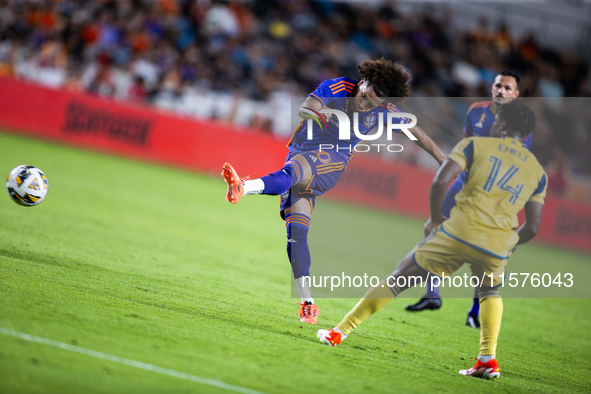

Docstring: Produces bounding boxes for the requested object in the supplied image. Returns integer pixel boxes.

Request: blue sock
[426,276,440,298]
[468,288,480,315]
[286,213,311,279]
[260,161,304,196]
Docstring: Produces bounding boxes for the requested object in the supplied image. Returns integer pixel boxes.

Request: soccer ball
[6,165,49,207]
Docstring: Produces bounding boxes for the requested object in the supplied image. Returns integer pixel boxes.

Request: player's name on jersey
[498,142,529,162]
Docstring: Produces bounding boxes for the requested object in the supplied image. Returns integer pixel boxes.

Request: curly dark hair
[357,58,411,102]
[496,100,535,137]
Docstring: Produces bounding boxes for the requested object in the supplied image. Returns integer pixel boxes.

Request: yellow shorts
[413,226,507,288]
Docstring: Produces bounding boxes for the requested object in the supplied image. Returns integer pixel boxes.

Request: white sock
[477,355,495,363]
[243,179,265,195]
[295,276,313,304]
[333,326,347,339]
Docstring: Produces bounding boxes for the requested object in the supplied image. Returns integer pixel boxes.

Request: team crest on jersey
[475,113,486,128]
[363,114,377,128]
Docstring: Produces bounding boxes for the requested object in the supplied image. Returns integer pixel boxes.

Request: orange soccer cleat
[222,162,249,204]
[297,301,319,324]
[317,327,346,346]
[459,358,501,380]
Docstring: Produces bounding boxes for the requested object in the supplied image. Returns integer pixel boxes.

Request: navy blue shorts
[280,150,348,214]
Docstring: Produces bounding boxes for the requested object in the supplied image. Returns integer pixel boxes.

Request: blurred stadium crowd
[0,0,590,197]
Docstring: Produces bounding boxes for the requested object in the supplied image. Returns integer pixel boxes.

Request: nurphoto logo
[305,108,418,153]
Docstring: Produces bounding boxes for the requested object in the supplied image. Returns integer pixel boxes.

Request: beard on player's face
[493,96,515,105]
[491,77,519,105]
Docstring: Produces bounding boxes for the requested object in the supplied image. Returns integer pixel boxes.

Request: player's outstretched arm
[516,201,543,246]
[426,158,463,233]
[299,96,331,121]
[408,125,447,165]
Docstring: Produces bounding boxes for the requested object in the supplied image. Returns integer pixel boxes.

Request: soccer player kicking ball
[317,100,546,380]
[222,58,446,324]
[405,70,531,330]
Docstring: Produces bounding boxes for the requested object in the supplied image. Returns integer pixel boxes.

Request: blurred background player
[317,100,546,380]
[222,58,446,324]
[405,70,530,330]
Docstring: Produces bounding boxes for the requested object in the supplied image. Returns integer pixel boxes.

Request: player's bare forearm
[410,126,447,165]
[298,96,325,120]
[429,180,448,227]
[516,201,544,246]
[427,158,462,230]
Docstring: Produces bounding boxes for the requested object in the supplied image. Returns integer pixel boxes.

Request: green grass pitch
[0,131,590,393]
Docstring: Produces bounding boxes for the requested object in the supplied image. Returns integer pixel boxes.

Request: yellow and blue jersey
[288,77,407,158]
[441,100,535,218]
[442,136,547,259]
